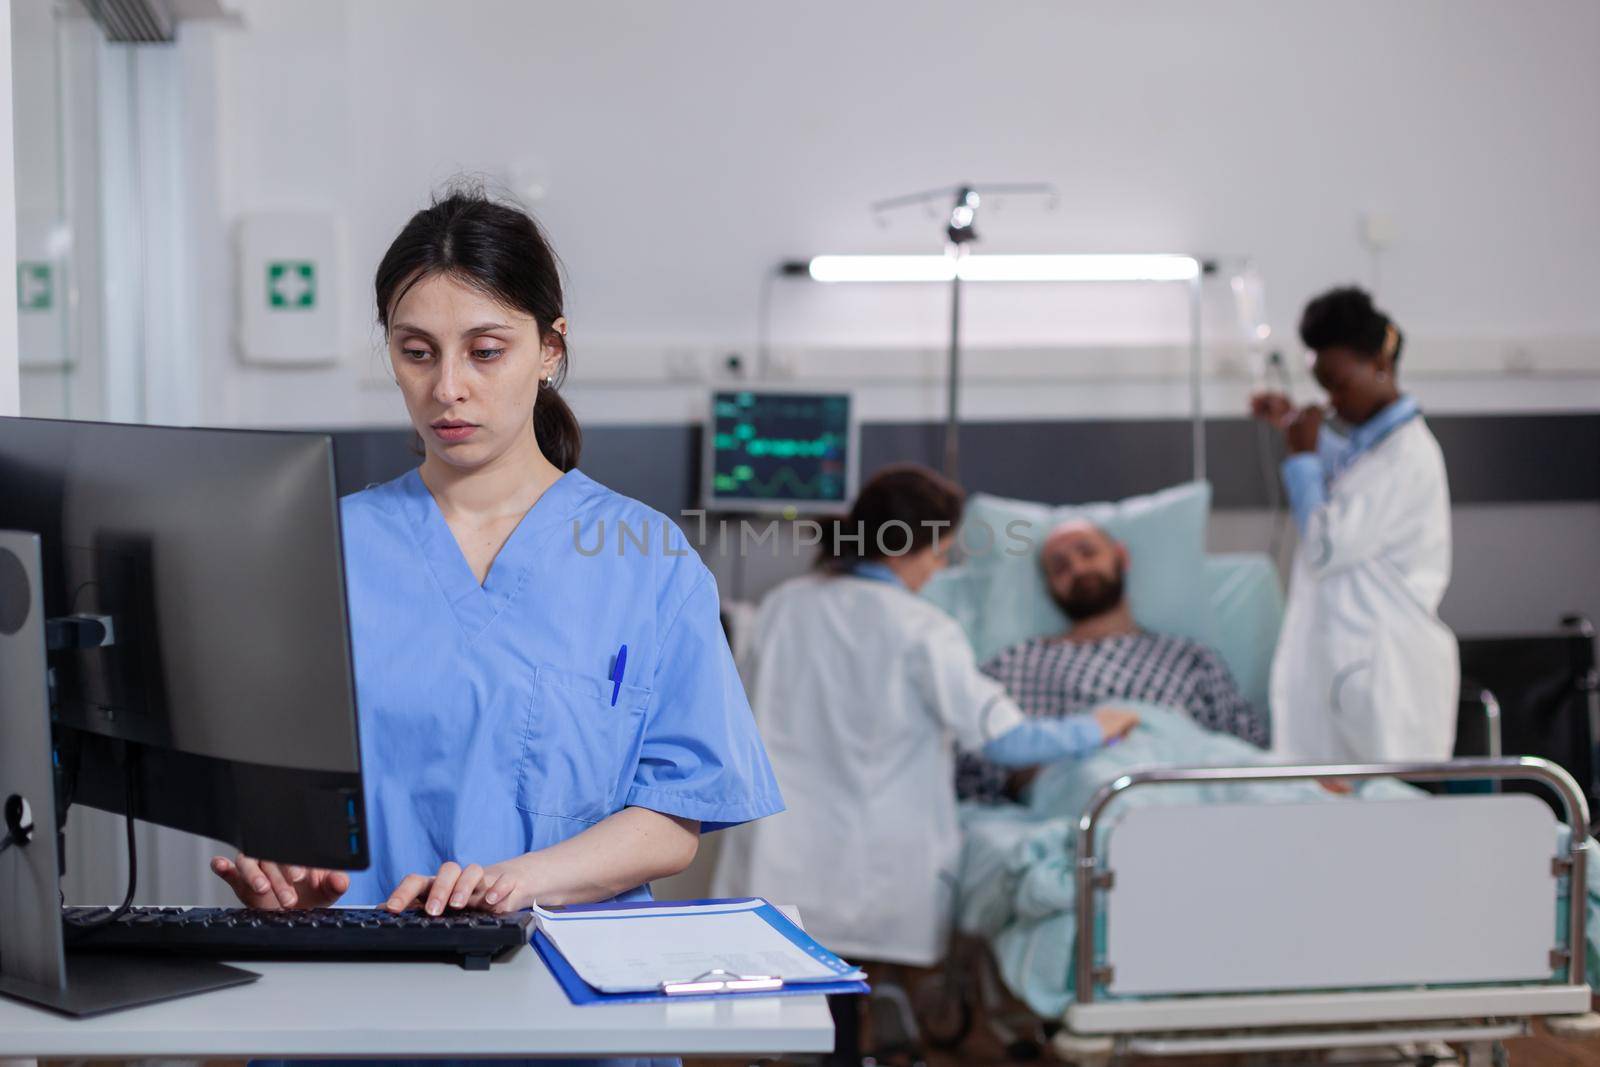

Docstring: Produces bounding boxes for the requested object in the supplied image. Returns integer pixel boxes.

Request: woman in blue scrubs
[211,190,783,921]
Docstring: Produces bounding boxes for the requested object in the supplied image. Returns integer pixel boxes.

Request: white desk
[0,926,836,1058]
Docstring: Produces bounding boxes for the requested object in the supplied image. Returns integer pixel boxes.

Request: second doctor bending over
[713,465,1137,967]
[211,190,783,935]
[1252,286,1457,763]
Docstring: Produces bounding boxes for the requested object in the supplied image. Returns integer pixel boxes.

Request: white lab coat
[1270,417,1459,762]
[711,572,1025,966]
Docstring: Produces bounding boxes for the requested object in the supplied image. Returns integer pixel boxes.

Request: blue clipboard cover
[531,897,872,1006]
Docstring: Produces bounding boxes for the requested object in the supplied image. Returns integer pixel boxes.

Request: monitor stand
[0,530,258,1017]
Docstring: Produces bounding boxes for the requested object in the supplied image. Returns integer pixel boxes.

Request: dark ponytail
[375,185,582,471]
[530,384,581,472]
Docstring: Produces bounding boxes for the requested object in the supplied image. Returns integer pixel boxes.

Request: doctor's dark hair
[375,189,581,471]
[817,464,966,571]
[1298,285,1405,366]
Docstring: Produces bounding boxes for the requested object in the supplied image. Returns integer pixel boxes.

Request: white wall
[1210,503,1600,639]
[171,0,1600,430]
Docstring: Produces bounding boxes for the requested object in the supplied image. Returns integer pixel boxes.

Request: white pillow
[923,481,1213,664]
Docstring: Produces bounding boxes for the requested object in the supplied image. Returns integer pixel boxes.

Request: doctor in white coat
[712,465,1135,972]
[1253,286,1457,763]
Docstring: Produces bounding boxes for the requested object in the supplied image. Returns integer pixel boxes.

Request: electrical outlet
[1504,346,1536,374]
[663,349,705,381]
[765,352,796,379]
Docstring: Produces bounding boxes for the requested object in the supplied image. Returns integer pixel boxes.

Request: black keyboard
[62,906,532,970]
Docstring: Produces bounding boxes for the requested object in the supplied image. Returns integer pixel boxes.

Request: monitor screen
[0,417,365,867]
[704,390,855,512]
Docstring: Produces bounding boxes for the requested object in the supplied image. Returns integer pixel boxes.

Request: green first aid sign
[267,261,317,309]
[17,262,52,311]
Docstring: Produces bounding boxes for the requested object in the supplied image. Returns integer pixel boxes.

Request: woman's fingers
[306,868,349,906]
[233,853,286,906]
[387,873,433,912]
[258,861,299,908]
[1094,707,1140,742]
[305,867,350,895]
[487,878,520,914]
[216,856,352,910]
[477,870,504,907]
[218,854,281,909]
[210,856,256,905]
[448,864,485,910]
[233,853,269,896]
[211,855,238,884]
[425,862,463,916]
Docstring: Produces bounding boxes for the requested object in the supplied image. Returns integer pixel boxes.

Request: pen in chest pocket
[609,644,628,706]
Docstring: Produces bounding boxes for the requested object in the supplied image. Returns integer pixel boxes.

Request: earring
[1376,371,1389,383]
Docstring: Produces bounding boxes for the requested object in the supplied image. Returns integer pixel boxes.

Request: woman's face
[387,272,564,471]
[1310,345,1394,426]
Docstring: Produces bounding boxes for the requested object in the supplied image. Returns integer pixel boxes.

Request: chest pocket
[516,666,651,823]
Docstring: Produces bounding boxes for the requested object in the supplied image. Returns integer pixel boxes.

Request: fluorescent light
[807,255,957,283]
[961,254,1200,282]
[805,253,1200,284]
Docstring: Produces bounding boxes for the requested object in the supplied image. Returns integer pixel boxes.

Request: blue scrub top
[337,467,784,906]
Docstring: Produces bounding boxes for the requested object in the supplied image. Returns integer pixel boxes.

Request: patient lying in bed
[957,519,1267,803]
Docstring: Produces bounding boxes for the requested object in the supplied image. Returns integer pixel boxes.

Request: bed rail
[1072,757,1591,1004]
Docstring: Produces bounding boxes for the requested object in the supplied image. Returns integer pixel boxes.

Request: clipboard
[533,931,870,1006]
[531,897,871,1006]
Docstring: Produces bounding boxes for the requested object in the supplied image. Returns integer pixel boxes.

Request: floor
[898,1017,1600,1067]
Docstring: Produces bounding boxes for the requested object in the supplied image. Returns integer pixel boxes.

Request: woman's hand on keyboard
[384,858,535,916]
[210,852,350,909]
[385,861,493,916]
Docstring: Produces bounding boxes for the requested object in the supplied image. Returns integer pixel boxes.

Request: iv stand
[871,183,1058,480]
[944,241,969,480]
[865,183,1212,483]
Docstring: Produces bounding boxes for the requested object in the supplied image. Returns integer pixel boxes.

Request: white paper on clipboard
[533,898,866,994]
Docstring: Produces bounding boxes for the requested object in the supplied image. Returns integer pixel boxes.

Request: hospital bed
[927,708,1600,1066]
[915,490,1598,1064]
[1056,755,1596,1067]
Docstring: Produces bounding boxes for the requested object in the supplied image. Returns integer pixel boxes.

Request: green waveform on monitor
[716,467,840,499]
[743,437,837,459]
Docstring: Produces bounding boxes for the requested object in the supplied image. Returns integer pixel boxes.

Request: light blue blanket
[955,702,1600,1018]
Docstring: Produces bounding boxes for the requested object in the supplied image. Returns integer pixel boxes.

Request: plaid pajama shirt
[955,631,1268,803]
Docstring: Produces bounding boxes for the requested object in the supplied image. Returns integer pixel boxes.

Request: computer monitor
[702,389,856,513]
[0,417,367,1014]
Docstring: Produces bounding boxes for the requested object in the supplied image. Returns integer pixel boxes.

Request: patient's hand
[1094,707,1141,744]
